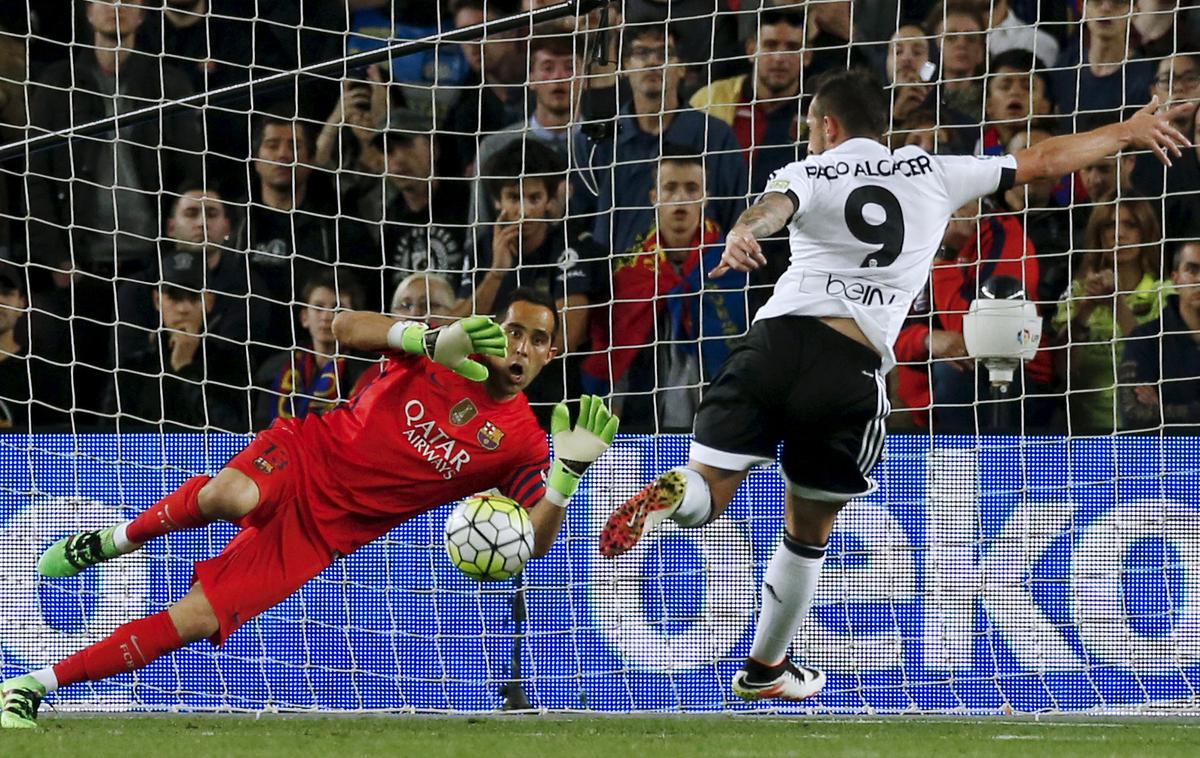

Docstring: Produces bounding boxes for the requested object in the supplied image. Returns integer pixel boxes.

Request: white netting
[0,0,1198,714]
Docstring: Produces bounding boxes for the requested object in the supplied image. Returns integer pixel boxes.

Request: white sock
[29,667,58,693]
[668,467,713,528]
[112,521,140,554]
[748,533,827,667]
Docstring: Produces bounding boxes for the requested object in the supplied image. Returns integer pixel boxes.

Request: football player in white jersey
[598,68,1192,702]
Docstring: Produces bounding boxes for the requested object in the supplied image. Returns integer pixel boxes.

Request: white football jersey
[754,137,1017,372]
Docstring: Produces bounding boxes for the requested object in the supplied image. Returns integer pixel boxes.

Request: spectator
[689,9,810,191]
[237,113,377,312]
[440,0,528,177]
[103,249,251,432]
[1150,53,1200,134]
[314,67,390,222]
[688,9,808,314]
[1073,112,1144,234]
[623,0,742,90]
[1052,0,1157,120]
[378,122,471,292]
[391,272,457,325]
[1079,150,1138,208]
[1002,126,1074,303]
[886,24,932,86]
[471,35,584,231]
[27,0,202,282]
[26,0,202,418]
[0,272,69,429]
[925,1,987,120]
[253,274,365,430]
[886,25,935,127]
[0,22,23,261]
[1053,198,1167,432]
[926,200,1058,431]
[138,0,253,92]
[348,272,457,400]
[573,23,747,254]
[581,149,747,430]
[114,187,280,371]
[458,141,604,355]
[803,0,874,83]
[985,0,1061,68]
[892,108,961,153]
[978,50,1055,155]
[1161,100,1200,242]
[1120,240,1200,428]
[1132,0,1199,59]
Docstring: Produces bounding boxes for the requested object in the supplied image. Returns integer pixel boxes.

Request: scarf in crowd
[582,217,746,392]
[268,350,345,423]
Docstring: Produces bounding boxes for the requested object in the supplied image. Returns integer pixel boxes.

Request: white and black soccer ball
[444,494,533,581]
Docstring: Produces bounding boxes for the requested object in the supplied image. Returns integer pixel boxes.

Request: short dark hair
[1173,239,1200,270]
[481,140,566,205]
[530,34,581,61]
[652,142,705,185]
[990,49,1038,74]
[301,272,361,310]
[620,22,679,63]
[812,68,889,140]
[0,271,23,297]
[498,286,560,338]
[169,184,227,217]
[924,0,986,33]
[251,111,314,158]
[758,9,806,30]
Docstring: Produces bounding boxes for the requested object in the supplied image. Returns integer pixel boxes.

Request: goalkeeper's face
[484,301,558,397]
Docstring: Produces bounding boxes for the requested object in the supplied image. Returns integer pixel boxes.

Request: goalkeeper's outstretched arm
[331,310,507,382]
[524,395,620,557]
[1013,97,1193,186]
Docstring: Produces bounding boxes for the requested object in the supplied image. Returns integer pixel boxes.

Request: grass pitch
[4,714,1199,757]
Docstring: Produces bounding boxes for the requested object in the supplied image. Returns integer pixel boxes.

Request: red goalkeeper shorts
[194,430,337,645]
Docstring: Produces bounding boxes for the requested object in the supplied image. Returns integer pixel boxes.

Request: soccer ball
[444,493,533,581]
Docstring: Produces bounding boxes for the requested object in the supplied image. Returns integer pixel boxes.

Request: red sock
[126,475,211,544]
[53,611,185,688]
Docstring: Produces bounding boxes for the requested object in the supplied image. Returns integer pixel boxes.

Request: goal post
[0,0,1198,715]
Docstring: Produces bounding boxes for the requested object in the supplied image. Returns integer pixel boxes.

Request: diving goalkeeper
[1,288,619,728]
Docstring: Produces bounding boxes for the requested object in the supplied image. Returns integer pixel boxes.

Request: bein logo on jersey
[403,399,472,480]
[804,271,903,307]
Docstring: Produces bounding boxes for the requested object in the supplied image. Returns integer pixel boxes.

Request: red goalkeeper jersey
[267,353,550,554]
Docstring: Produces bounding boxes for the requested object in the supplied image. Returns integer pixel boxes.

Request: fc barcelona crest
[477,421,504,451]
[450,398,478,426]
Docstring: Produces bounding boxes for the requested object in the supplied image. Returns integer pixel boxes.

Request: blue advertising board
[1,434,1197,713]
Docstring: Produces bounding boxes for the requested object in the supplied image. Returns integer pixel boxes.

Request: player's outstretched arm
[330,310,507,381]
[1013,97,1192,186]
[709,191,797,279]
[526,395,620,557]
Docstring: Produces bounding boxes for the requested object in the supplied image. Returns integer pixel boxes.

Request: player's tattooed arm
[709,192,796,279]
[738,192,797,237]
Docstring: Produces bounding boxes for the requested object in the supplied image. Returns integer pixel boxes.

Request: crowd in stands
[0,0,1198,435]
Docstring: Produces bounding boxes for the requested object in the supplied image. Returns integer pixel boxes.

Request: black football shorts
[691,315,889,501]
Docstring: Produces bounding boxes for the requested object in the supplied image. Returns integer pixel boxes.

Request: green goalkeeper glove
[387,316,508,382]
[546,395,620,506]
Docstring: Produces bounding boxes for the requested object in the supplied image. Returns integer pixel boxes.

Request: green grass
[4,715,1200,757]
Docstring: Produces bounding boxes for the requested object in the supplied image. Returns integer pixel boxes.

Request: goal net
[1,0,1198,714]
